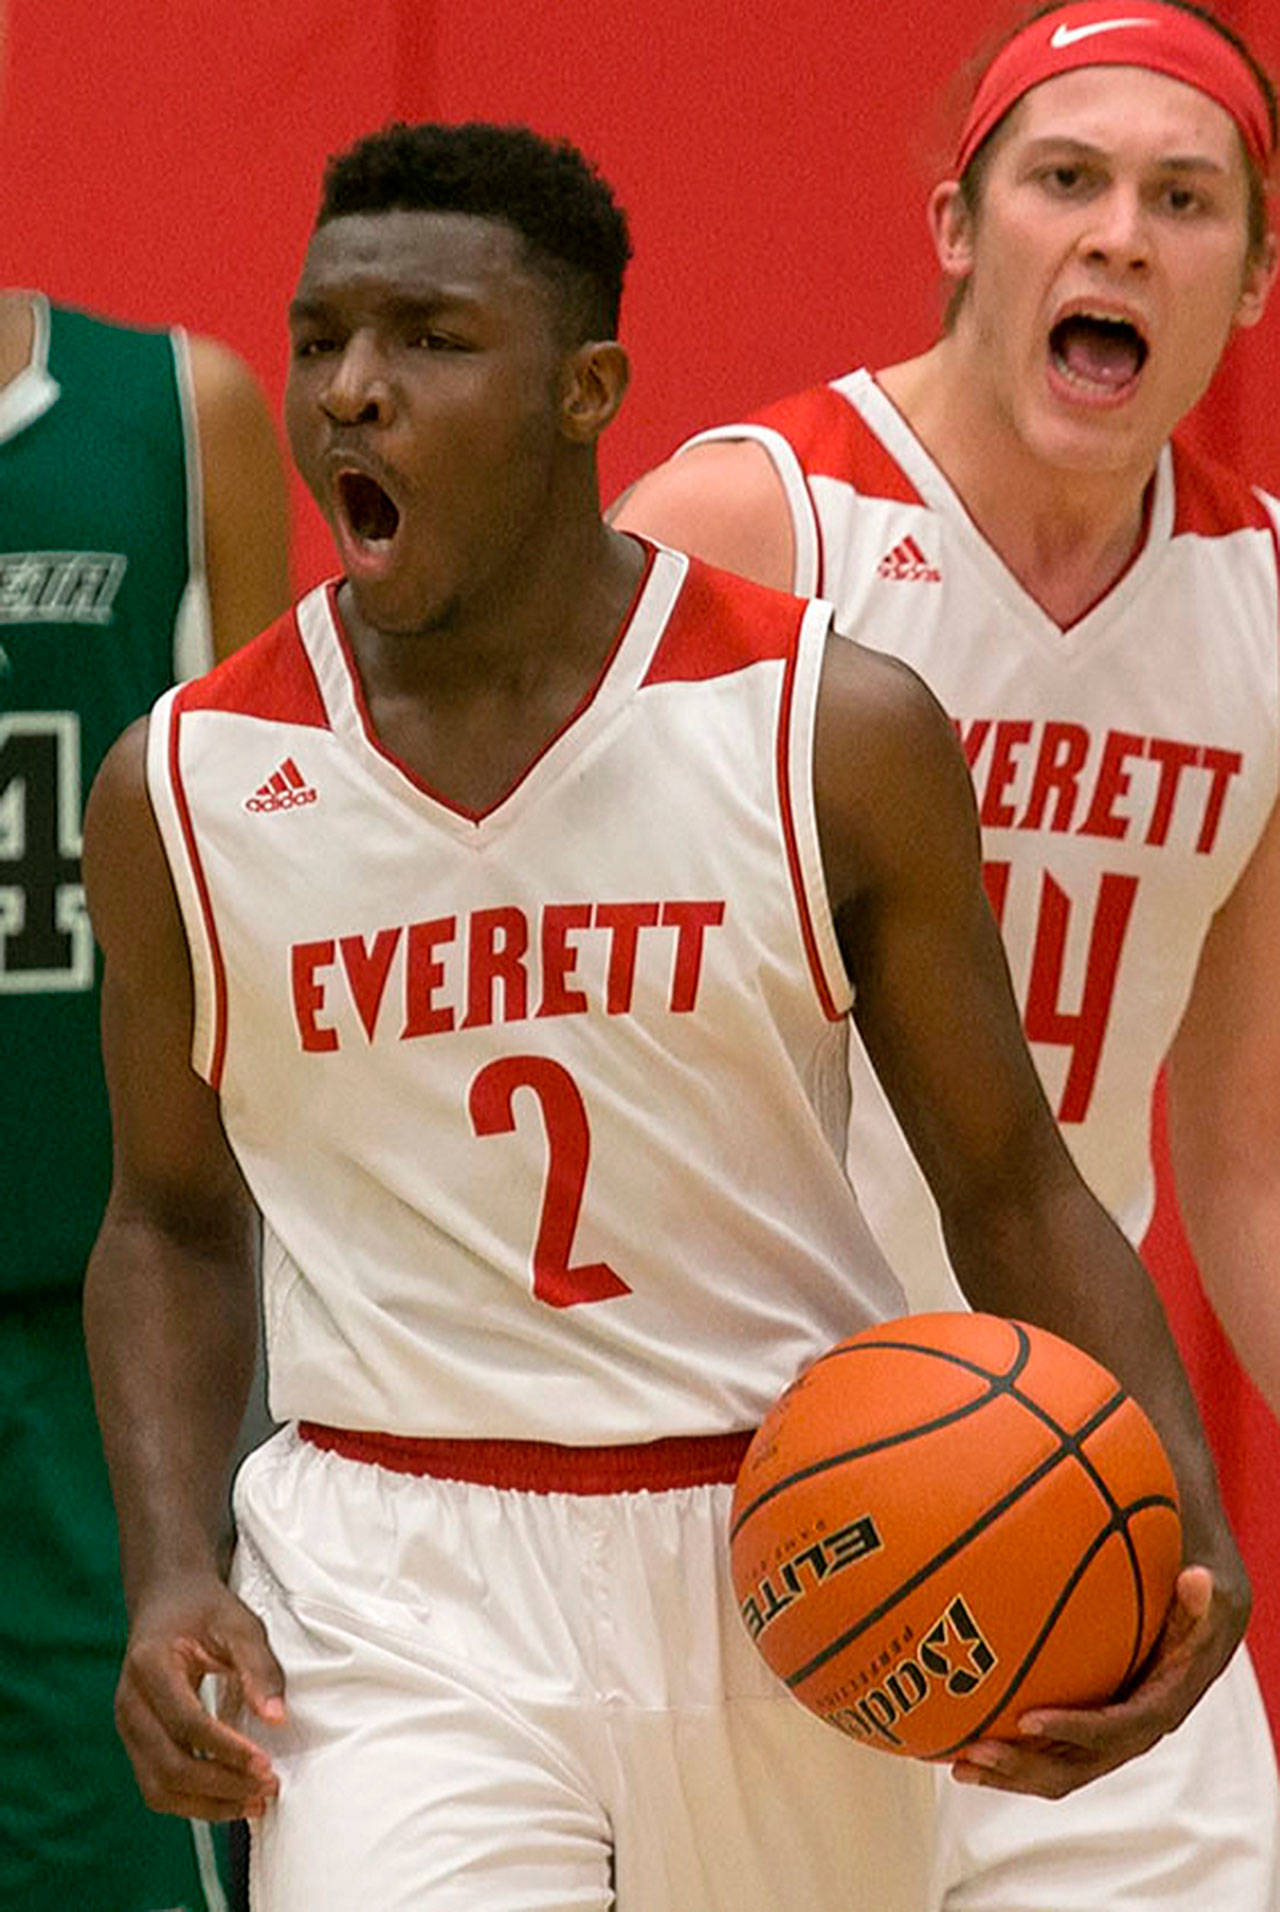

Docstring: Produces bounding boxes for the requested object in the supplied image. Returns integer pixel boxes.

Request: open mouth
[1049,313,1148,394]
[336,469,401,545]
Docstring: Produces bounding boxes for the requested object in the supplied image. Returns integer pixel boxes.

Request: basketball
[729,1312,1182,1760]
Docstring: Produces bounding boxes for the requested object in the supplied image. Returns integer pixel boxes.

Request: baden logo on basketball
[823,1592,998,1750]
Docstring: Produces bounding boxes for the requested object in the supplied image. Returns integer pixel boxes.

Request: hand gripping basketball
[729,1312,1182,1760]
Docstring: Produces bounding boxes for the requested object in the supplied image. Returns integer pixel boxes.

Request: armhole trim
[170,328,214,679]
[777,599,852,1021]
[679,421,823,596]
[145,687,227,1087]
[1265,491,1280,811]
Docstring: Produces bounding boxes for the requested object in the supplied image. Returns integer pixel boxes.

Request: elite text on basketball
[738,1516,884,1643]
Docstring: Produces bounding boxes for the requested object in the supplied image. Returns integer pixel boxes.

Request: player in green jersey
[0,289,289,1910]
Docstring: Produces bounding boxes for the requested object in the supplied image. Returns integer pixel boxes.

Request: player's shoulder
[41,299,182,416]
[1169,432,1279,540]
[89,605,321,833]
[614,369,912,586]
[817,628,972,833]
[814,631,978,913]
[638,542,827,682]
[172,596,329,727]
[183,330,275,432]
[660,368,888,485]
[614,436,795,587]
[45,298,171,349]
[749,370,921,501]
[818,624,951,753]
[749,372,868,453]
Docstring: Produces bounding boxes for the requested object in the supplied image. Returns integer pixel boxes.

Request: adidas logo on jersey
[245,757,317,813]
[876,535,941,583]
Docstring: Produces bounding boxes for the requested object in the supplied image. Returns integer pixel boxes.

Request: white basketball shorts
[230,1425,938,1912]
[930,1643,1279,1910]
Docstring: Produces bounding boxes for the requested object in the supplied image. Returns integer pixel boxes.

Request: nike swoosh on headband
[1049,18,1160,48]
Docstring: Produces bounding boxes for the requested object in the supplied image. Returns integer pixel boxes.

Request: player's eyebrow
[288,285,486,323]
[381,290,486,321]
[1019,135,1230,175]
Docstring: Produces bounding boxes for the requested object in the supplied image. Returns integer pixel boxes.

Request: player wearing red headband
[618,1,1280,1904]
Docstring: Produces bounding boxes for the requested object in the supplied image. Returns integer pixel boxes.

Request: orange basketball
[729,1312,1182,1760]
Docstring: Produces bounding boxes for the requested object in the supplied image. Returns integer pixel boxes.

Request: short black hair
[316,120,632,343]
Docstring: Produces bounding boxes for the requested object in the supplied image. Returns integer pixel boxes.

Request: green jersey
[0,297,211,1298]
[0,299,227,1906]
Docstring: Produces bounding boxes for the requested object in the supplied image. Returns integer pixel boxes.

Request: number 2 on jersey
[469,1055,631,1308]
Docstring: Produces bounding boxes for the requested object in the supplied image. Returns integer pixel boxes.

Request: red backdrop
[3,0,1276,1733]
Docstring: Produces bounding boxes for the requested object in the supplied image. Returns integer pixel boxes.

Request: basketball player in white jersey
[615,1,1280,1903]
[83,120,1253,1912]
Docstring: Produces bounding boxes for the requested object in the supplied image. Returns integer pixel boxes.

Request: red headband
[955,1,1275,177]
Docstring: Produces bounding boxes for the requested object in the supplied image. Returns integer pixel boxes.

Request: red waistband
[297,1422,754,1493]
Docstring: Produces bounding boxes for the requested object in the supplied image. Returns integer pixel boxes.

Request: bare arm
[187,334,291,661]
[1165,794,1280,1419]
[609,438,796,588]
[82,719,283,1821]
[815,634,1247,1797]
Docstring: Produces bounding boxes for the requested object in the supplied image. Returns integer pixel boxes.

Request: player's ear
[1235,228,1278,331]
[929,180,975,284]
[559,340,630,444]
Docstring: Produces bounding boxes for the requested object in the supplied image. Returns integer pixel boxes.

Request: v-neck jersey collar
[843,367,1174,650]
[293,538,687,835]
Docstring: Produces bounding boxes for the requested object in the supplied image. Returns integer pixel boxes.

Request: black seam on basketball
[781,1401,1163,1696]
[732,1326,1034,1541]
[922,1493,1179,1759]
[1116,1491,1180,1685]
[733,1351,1124,1549]
[1117,1502,1147,1685]
[925,1516,1124,1757]
[1001,1383,1152,1675]
[1007,1381,1126,1471]
[808,1327,1032,1391]
[783,1433,1086,1689]
[1007,1387,1132,1534]
[729,1392,1000,1541]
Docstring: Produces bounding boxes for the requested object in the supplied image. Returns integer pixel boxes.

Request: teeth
[1052,352,1112,388]
[1060,307,1144,338]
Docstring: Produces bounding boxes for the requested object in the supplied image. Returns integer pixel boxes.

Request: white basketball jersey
[146,543,908,1439]
[685,372,1280,1304]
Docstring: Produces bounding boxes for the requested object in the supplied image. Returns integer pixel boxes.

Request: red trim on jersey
[775,624,843,1023]
[168,692,229,1090]
[1170,436,1274,538]
[178,605,331,727]
[1266,507,1280,698]
[298,1422,753,1491]
[640,555,802,685]
[327,549,656,822]
[752,383,926,506]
